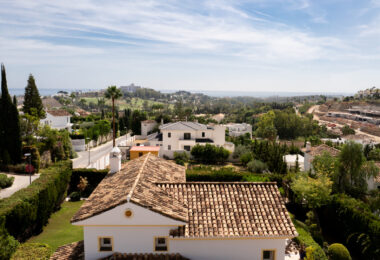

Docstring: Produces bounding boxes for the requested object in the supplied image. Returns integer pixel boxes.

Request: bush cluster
[69,168,109,197]
[11,243,52,260]
[327,243,352,260]
[0,160,72,245]
[173,152,189,166]
[319,194,380,259]
[247,159,267,173]
[190,144,230,164]
[290,214,327,260]
[0,174,14,189]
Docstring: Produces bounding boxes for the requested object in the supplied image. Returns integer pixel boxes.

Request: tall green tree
[0,64,22,164]
[23,74,45,118]
[104,86,122,147]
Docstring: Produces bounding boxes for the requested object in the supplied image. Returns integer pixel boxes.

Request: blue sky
[1,0,380,93]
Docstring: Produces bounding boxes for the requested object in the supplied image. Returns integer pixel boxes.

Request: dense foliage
[22,74,45,119]
[0,217,19,260]
[190,144,230,164]
[173,151,189,165]
[327,243,352,260]
[69,168,109,197]
[0,161,72,244]
[10,243,52,260]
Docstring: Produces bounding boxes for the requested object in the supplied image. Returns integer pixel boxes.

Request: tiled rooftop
[47,109,71,117]
[308,144,340,157]
[72,153,297,239]
[50,241,84,260]
[71,154,187,223]
[159,182,297,238]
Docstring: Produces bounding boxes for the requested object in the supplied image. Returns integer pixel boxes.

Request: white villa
[40,110,72,131]
[283,154,304,171]
[52,153,297,260]
[225,123,252,138]
[148,121,234,158]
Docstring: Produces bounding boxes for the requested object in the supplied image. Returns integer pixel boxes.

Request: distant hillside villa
[225,123,252,138]
[147,121,234,158]
[40,110,72,131]
[52,153,297,260]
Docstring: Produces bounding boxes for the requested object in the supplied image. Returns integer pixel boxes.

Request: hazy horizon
[1,1,380,93]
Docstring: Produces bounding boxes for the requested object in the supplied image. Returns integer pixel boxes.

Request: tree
[312,151,338,177]
[341,125,355,136]
[291,172,332,209]
[23,74,45,118]
[104,86,122,147]
[0,64,22,164]
[254,110,277,140]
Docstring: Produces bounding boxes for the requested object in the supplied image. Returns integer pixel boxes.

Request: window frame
[138,152,143,157]
[98,236,114,252]
[168,145,171,151]
[184,133,191,140]
[261,249,276,260]
[184,145,191,151]
[153,236,169,252]
[168,132,171,138]
[202,132,205,137]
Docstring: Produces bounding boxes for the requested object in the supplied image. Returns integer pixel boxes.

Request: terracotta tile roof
[158,182,297,238]
[71,154,187,223]
[130,146,160,152]
[101,253,189,260]
[50,241,84,260]
[308,144,340,157]
[142,120,157,124]
[47,110,71,117]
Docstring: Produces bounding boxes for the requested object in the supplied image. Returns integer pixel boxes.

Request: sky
[1,0,380,94]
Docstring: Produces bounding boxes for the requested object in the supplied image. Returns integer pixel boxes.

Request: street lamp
[86,138,91,166]
[24,153,31,184]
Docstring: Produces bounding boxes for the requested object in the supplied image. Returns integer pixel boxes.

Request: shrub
[290,214,328,260]
[0,161,72,244]
[0,163,26,174]
[69,168,109,197]
[0,174,14,189]
[232,145,250,159]
[191,144,230,164]
[327,243,351,260]
[240,152,253,166]
[69,192,81,202]
[11,243,52,260]
[22,146,40,173]
[247,159,267,173]
[173,151,189,166]
[0,217,19,260]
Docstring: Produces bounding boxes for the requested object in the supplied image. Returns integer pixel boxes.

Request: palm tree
[105,86,122,147]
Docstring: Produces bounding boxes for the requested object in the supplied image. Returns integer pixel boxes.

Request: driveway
[0,173,40,199]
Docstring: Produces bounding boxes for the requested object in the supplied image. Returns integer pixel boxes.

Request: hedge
[0,160,72,243]
[69,168,109,197]
[0,217,19,260]
[186,166,270,182]
[0,174,14,189]
[290,214,327,260]
[318,194,380,259]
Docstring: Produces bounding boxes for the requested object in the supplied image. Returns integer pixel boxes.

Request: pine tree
[0,64,22,164]
[23,74,45,118]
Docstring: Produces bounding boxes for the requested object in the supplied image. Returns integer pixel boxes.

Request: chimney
[306,141,311,153]
[161,118,164,125]
[110,146,121,173]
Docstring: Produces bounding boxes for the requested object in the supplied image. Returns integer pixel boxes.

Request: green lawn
[27,201,84,252]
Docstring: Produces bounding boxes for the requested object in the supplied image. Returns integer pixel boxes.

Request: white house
[53,153,297,260]
[148,121,234,158]
[303,142,340,172]
[141,120,158,137]
[40,110,72,131]
[283,154,304,171]
[225,123,252,138]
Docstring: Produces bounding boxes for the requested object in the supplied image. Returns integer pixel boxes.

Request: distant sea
[9,88,352,98]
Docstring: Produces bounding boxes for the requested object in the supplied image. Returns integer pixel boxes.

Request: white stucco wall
[141,122,158,136]
[40,113,71,130]
[171,238,286,260]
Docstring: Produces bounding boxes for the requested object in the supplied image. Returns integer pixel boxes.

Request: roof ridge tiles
[127,153,150,202]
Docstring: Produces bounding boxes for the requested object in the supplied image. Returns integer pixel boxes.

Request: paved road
[0,173,40,199]
[72,136,126,168]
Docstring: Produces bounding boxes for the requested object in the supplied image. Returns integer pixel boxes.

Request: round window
[124,209,133,218]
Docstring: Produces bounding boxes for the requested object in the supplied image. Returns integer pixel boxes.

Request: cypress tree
[0,64,22,164]
[23,74,45,118]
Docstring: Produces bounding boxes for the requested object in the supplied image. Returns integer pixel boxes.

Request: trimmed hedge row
[290,214,327,260]
[68,168,109,197]
[319,194,380,259]
[0,160,72,242]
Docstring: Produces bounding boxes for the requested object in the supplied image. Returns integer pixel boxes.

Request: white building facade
[40,110,72,131]
[225,123,252,138]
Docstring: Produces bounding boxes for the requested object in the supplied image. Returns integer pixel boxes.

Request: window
[168,145,171,151]
[154,237,168,251]
[262,250,275,260]
[138,152,143,157]
[184,145,191,151]
[202,132,205,137]
[168,132,171,138]
[184,133,191,140]
[99,237,113,252]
